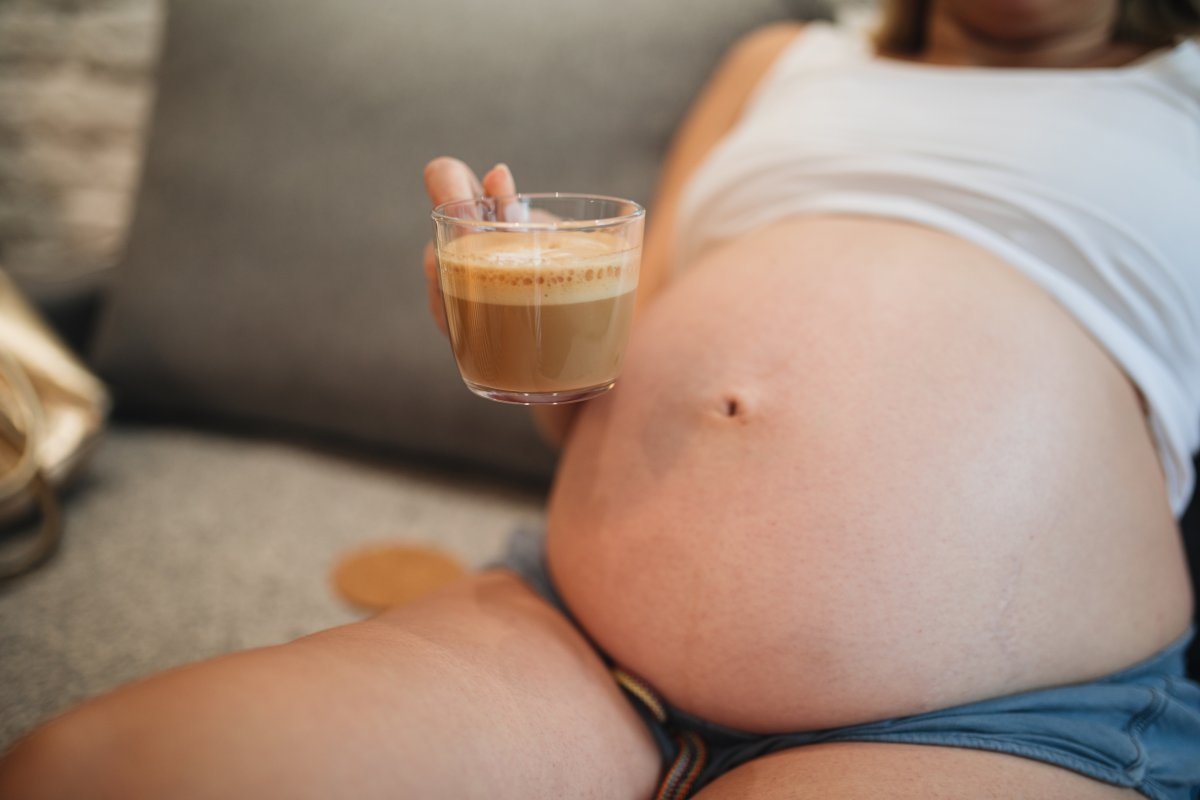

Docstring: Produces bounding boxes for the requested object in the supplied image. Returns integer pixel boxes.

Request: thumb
[481,163,516,197]
[482,163,528,222]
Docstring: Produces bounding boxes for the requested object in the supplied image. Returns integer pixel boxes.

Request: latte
[436,230,639,401]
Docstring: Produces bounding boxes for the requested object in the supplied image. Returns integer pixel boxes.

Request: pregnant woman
[3,1,1199,798]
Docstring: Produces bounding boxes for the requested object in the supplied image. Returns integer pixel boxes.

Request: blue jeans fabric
[490,526,1200,800]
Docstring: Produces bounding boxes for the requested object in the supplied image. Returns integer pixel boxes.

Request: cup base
[463,380,615,405]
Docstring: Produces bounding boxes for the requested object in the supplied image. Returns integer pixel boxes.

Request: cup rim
[431,192,645,231]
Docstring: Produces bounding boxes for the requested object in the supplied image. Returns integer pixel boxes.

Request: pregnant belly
[544,216,1193,733]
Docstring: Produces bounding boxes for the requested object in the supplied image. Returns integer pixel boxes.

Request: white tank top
[676,24,1200,515]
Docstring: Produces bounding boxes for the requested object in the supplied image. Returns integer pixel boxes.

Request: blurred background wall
[0,0,164,286]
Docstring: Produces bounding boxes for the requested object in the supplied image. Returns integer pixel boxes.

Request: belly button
[718,393,746,420]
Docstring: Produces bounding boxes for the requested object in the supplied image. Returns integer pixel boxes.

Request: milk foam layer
[438,230,639,306]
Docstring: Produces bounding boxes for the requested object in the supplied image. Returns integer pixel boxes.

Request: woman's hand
[421,158,578,447]
[422,157,515,337]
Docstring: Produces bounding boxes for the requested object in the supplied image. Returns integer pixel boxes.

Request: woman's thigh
[692,743,1141,800]
[0,570,660,800]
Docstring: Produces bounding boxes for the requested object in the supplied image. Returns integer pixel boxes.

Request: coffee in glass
[432,194,643,404]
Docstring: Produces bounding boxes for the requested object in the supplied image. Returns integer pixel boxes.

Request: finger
[482,163,528,222]
[424,241,448,336]
[423,157,483,208]
[481,163,516,197]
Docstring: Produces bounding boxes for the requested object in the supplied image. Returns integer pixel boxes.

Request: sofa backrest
[91,0,829,480]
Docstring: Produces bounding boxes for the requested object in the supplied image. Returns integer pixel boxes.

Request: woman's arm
[635,21,805,309]
[422,22,804,448]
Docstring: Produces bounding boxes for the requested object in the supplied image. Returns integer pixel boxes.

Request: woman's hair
[875,0,1200,56]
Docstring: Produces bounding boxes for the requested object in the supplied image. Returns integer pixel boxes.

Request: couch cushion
[91,0,828,478]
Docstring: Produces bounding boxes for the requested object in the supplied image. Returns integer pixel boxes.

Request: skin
[919,0,1158,67]
[0,2,1191,797]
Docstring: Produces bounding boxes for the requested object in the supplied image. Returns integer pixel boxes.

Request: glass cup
[431,193,644,404]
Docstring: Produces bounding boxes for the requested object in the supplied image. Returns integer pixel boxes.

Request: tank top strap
[742,21,871,112]
[1151,39,1200,102]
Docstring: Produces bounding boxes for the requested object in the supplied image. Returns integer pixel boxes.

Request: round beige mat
[332,543,467,611]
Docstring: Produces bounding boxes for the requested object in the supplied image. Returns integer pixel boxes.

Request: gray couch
[7,0,1200,754]
[0,0,831,750]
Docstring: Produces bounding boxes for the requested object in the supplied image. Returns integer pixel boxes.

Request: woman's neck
[919,8,1153,68]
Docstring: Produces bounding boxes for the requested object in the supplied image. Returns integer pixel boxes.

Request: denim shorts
[490,526,1200,800]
